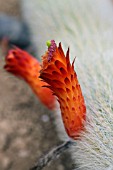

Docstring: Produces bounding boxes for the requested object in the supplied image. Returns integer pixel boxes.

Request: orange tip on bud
[4,48,55,110]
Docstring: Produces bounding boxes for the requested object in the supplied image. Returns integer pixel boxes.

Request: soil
[0,52,66,170]
[0,0,21,17]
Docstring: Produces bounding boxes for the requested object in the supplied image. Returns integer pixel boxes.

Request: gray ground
[0,53,70,170]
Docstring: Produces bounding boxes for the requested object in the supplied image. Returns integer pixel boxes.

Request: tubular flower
[4,48,55,110]
[40,40,86,139]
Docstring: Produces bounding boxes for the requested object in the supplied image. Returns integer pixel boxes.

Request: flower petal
[4,48,55,110]
[40,40,86,139]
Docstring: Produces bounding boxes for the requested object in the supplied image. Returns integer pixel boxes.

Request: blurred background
[0,0,71,170]
[0,0,113,170]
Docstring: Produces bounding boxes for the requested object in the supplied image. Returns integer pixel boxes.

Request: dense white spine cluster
[22,0,113,169]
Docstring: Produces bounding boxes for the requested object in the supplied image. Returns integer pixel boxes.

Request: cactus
[21,0,113,169]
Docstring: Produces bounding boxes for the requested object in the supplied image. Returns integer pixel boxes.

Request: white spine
[21,0,113,169]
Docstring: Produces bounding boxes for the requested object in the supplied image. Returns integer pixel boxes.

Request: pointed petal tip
[72,57,76,66]
[66,47,70,60]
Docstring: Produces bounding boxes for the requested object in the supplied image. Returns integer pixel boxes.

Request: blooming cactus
[40,40,86,139]
[22,1,113,169]
[4,48,55,110]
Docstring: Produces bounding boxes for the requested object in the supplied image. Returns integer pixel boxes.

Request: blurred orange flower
[40,40,86,139]
[4,48,55,110]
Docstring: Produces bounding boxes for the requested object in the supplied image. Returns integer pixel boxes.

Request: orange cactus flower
[40,40,86,139]
[4,48,55,110]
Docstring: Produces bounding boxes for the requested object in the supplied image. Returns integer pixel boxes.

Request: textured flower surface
[40,40,86,139]
[4,48,55,110]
